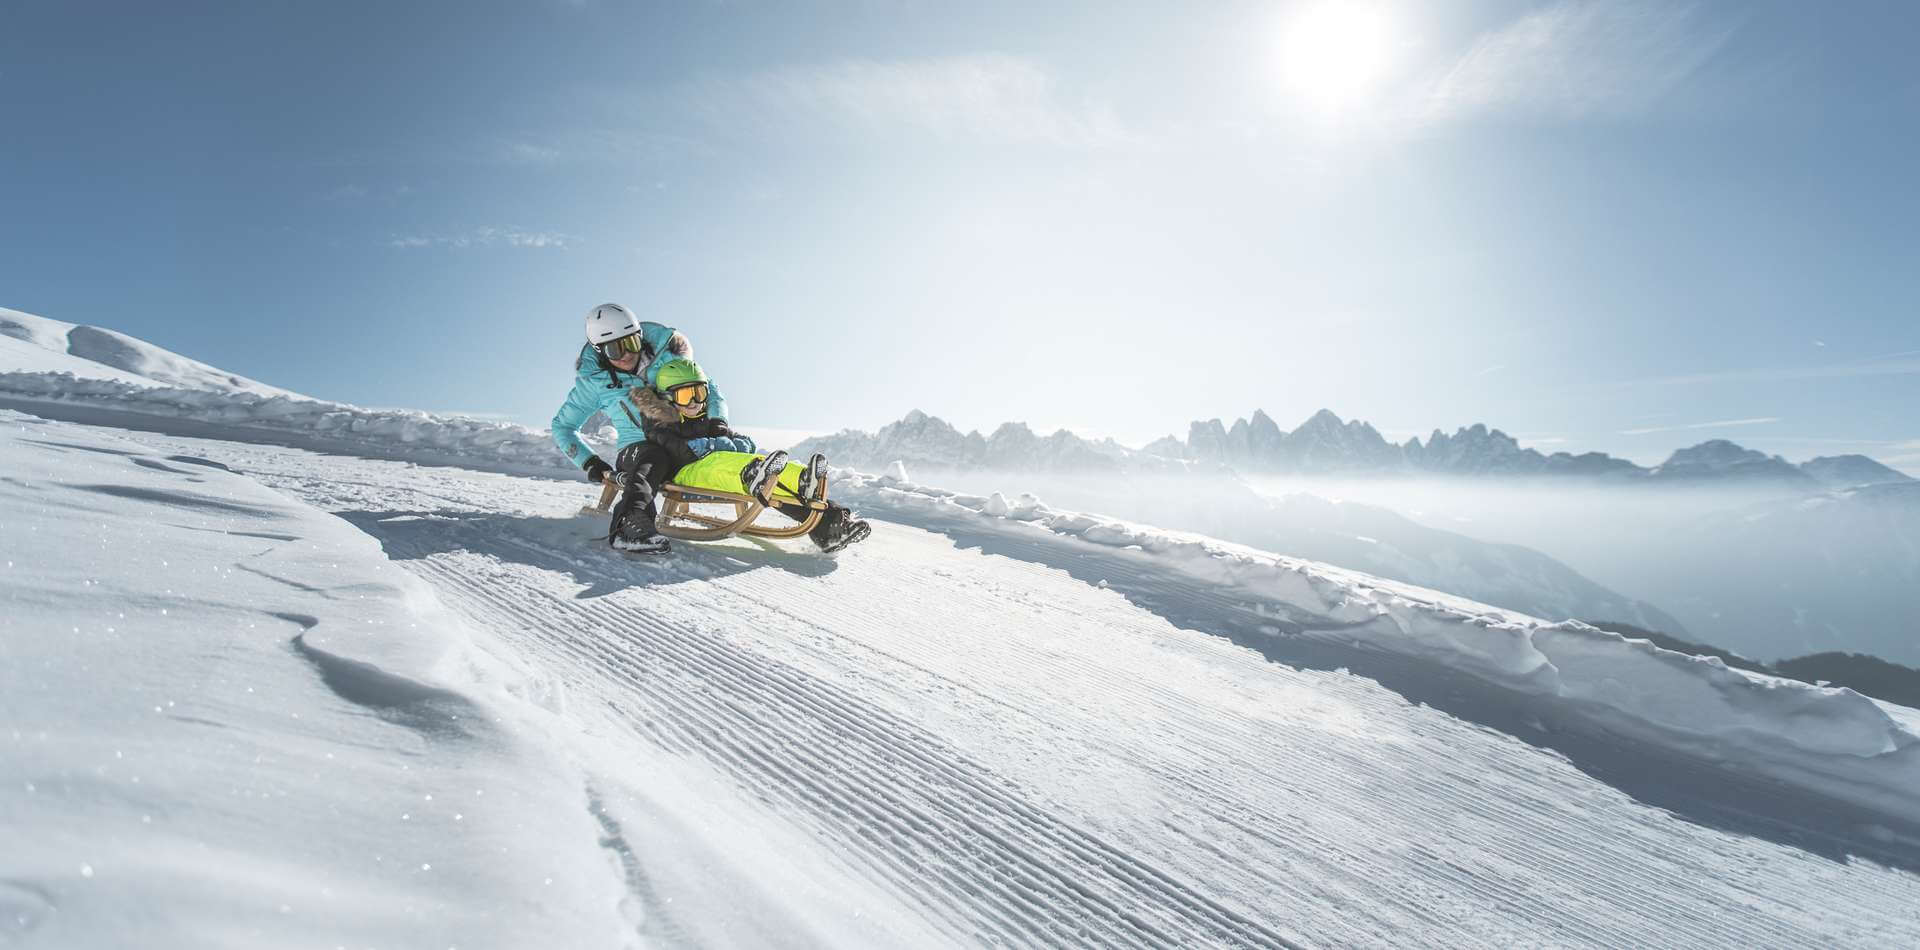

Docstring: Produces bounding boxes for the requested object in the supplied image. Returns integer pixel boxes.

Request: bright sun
[1277,1,1398,114]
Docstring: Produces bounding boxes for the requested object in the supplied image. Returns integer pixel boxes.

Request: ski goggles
[597,334,645,361]
[668,383,709,407]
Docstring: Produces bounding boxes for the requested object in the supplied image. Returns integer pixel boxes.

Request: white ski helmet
[585,302,642,346]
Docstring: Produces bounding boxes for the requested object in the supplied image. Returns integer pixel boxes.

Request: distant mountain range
[796,408,1914,491]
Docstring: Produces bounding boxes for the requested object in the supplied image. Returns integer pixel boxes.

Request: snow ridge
[0,307,297,398]
[830,468,1920,826]
[0,371,582,475]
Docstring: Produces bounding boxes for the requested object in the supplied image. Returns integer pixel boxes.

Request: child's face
[667,383,708,418]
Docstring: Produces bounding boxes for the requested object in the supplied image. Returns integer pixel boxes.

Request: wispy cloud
[324,182,414,202]
[1619,416,1779,436]
[1423,1,1732,123]
[1473,364,1507,377]
[497,141,563,165]
[693,55,1132,147]
[389,227,575,250]
[1623,356,1920,387]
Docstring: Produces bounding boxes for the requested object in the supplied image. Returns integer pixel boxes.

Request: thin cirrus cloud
[1421,0,1733,123]
[690,54,1132,147]
[389,227,575,250]
[1619,416,1780,436]
[1623,354,1920,387]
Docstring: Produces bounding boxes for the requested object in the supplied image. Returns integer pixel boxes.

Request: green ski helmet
[655,358,710,414]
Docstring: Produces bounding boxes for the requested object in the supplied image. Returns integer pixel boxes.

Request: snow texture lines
[405,543,1298,948]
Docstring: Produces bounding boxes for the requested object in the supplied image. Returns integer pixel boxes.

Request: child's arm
[647,418,753,467]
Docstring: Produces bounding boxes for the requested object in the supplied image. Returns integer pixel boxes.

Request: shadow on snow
[335,508,838,600]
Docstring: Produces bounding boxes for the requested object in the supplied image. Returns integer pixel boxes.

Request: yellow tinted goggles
[597,334,644,360]
[669,383,709,407]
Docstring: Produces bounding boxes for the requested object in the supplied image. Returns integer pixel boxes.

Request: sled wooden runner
[657,479,828,540]
[581,474,829,542]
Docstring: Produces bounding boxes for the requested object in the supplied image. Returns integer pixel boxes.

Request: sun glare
[1277,1,1398,114]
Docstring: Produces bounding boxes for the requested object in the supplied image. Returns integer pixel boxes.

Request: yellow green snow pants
[668,450,807,501]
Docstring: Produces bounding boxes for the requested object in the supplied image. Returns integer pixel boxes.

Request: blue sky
[3,0,1916,471]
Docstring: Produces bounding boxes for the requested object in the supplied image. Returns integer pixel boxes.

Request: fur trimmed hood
[628,384,687,425]
[660,330,691,360]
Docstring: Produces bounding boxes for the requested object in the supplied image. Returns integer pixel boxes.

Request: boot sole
[818,520,872,554]
[746,450,790,504]
[613,539,672,555]
[796,453,828,505]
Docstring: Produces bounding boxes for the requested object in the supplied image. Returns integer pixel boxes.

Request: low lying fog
[889,467,1918,667]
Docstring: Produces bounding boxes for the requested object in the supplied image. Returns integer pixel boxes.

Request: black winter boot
[609,473,670,555]
[739,450,789,504]
[808,504,872,553]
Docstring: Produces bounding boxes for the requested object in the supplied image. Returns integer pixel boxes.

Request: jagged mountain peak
[1298,408,1346,429]
[804,408,1894,492]
[796,409,1188,474]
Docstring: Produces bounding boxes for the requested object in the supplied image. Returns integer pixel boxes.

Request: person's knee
[617,443,663,474]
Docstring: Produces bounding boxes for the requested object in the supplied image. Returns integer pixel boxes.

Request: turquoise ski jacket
[549,322,731,469]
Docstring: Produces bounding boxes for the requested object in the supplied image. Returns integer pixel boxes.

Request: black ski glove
[583,457,612,484]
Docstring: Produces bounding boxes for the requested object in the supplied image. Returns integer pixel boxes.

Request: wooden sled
[580,474,828,542]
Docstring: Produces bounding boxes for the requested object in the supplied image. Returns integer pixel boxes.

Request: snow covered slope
[0,311,155,384]
[0,412,634,948]
[0,374,580,477]
[0,307,299,397]
[1,305,598,478]
[7,409,1917,947]
[5,320,1920,946]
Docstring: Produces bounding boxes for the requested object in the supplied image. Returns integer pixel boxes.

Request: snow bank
[0,371,586,476]
[829,469,1920,826]
[0,411,628,947]
[0,313,158,385]
[0,307,297,398]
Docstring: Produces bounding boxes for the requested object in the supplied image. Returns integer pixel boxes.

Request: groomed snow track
[335,499,1920,948]
[14,411,1920,948]
[406,541,1297,948]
